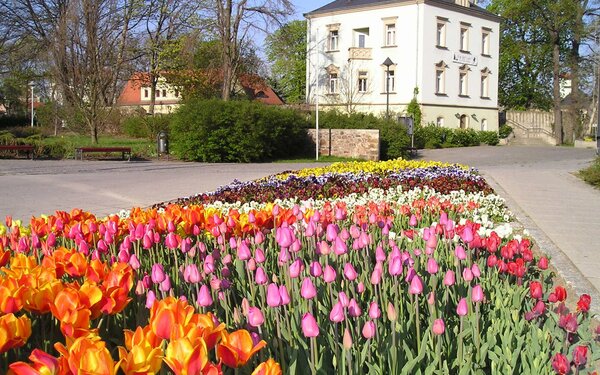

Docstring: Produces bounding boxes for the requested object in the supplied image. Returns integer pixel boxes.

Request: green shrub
[0,115,30,129]
[448,128,481,147]
[171,99,309,162]
[479,131,500,146]
[310,110,410,159]
[578,157,600,188]
[123,114,172,140]
[499,124,512,139]
[414,125,453,149]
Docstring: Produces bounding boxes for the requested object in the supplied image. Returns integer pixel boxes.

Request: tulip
[326,224,338,241]
[218,330,266,368]
[551,352,569,375]
[248,307,265,327]
[255,248,266,263]
[237,241,252,260]
[409,214,417,226]
[151,264,166,284]
[343,328,353,349]
[576,294,591,313]
[300,278,317,300]
[370,268,382,285]
[145,290,156,308]
[443,270,455,286]
[251,358,282,375]
[329,302,345,323]
[266,283,281,307]
[462,268,474,282]
[548,286,567,303]
[279,285,291,305]
[471,285,484,303]
[432,319,445,335]
[460,226,474,243]
[529,281,543,300]
[197,285,213,307]
[362,321,376,339]
[375,246,386,262]
[386,302,397,321]
[348,299,362,317]
[254,231,265,244]
[183,264,201,284]
[388,256,402,276]
[255,267,268,285]
[323,265,337,283]
[160,275,172,292]
[427,258,439,274]
[338,292,349,308]
[454,245,467,261]
[368,302,381,319]
[538,256,549,270]
[357,282,365,294]
[456,298,468,316]
[289,258,303,278]
[301,313,319,337]
[309,261,322,277]
[333,237,347,255]
[572,345,587,367]
[343,263,358,281]
[558,313,578,333]
[409,275,424,295]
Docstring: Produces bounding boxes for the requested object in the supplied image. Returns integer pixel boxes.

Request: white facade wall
[306,0,500,131]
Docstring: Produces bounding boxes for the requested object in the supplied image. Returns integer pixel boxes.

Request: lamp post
[382,57,394,119]
[28,82,34,128]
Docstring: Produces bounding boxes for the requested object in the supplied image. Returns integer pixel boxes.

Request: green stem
[458,316,464,373]
[414,295,421,351]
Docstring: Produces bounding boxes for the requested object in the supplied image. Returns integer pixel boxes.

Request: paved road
[0,160,323,221]
[419,145,600,311]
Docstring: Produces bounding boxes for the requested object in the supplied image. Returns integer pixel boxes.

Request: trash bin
[157,131,168,155]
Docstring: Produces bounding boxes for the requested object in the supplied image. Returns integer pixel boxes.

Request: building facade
[305,0,501,131]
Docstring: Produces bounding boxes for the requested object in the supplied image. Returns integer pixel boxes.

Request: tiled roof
[306,0,498,19]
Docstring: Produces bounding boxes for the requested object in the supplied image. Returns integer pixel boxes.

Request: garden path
[419,145,600,313]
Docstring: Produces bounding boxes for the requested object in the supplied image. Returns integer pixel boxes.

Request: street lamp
[382,57,394,119]
[28,82,34,128]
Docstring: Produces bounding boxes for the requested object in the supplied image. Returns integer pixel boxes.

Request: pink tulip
[386,302,397,321]
[135,280,145,295]
[409,274,424,295]
[357,282,365,294]
[255,267,268,285]
[427,292,435,305]
[145,290,156,308]
[254,231,265,245]
[432,319,445,335]
[276,227,293,248]
[471,263,481,278]
[301,313,319,337]
[371,269,382,285]
[267,283,281,307]
[47,232,56,247]
[323,265,337,283]
[129,254,140,270]
[368,302,381,319]
[248,307,264,327]
[343,263,358,281]
[443,270,455,286]
[362,321,376,339]
[291,239,302,252]
[333,237,348,255]
[254,248,266,263]
[237,241,252,260]
[375,246,386,262]
[343,328,353,349]
[461,226,474,243]
[289,258,304,278]
[338,292,349,308]
[167,220,176,233]
[409,214,417,226]
[159,276,171,292]
[348,299,362,317]
[165,232,179,249]
[455,245,466,260]
[309,261,322,277]
[151,264,166,284]
[317,241,330,255]
[388,257,402,276]
[300,277,317,299]
[329,302,345,323]
[405,267,416,283]
[462,268,474,282]
[183,264,201,283]
[305,221,316,237]
[278,248,290,264]
[326,224,338,241]
[427,258,439,274]
[471,285,484,303]
[197,284,213,307]
[456,298,468,316]
[538,257,549,270]
[279,285,291,305]
[247,259,257,272]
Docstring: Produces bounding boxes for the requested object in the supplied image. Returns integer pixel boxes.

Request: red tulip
[551,352,569,374]
[572,345,587,367]
[558,313,578,333]
[548,286,567,303]
[529,281,543,300]
[576,294,591,313]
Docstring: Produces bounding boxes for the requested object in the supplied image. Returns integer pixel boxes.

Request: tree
[200,0,293,100]
[265,20,306,104]
[0,0,142,143]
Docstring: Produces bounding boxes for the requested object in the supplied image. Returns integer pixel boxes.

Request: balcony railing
[348,47,372,60]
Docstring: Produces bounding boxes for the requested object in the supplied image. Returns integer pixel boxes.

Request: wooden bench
[75,147,131,161]
[0,145,35,159]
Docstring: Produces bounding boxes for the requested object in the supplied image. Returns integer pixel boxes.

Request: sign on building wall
[452,52,477,66]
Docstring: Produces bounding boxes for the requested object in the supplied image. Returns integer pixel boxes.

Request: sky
[290,0,328,20]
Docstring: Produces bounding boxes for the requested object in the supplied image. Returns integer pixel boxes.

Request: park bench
[0,144,35,159]
[75,147,131,161]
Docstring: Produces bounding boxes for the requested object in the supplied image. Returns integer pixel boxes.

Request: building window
[355,28,369,48]
[436,19,447,48]
[144,89,149,98]
[481,118,488,131]
[480,68,490,98]
[385,24,396,46]
[162,89,167,97]
[329,73,338,94]
[175,90,179,98]
[156,89,160,98]
[459,65,469,96]
[436,117,444,127]
[460,114,468,129]
[460,23,470,52]
[385,69,395,92]
[481,28,491,56]
[328,30,339,51]
[435,61,447,95]
[358,71,368,93]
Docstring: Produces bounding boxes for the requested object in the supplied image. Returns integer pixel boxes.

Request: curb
[482,172,600,316]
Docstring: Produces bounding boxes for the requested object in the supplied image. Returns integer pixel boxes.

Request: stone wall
[306,129,380,161]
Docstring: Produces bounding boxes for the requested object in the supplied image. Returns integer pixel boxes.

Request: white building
[305,0,501,131]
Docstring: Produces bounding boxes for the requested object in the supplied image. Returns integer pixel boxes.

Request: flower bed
[0,160,598,374]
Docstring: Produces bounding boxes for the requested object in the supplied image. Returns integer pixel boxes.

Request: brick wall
[307,129,380,161]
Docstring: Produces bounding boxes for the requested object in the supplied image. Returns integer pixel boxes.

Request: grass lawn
[578,156,600,188]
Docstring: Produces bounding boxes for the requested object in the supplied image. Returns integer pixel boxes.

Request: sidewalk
[420,145,600,314]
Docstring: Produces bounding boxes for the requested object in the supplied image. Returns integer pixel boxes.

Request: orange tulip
[0,248,10,267]
[123,325,163,350]
[217,330,266,368]
[118,327,163,375]
[55,334,117,375]
[0,278,24,314]
[64,251,88,277]
[251,358,282,375]
[50,287,93,338]
[8,348,60,375]
[180,313,225,350]
[0,313,32,353]
[149,297,195,340]
[22,278,63,314]
[163,337,209,375]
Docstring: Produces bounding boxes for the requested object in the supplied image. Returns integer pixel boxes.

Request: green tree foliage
[265,20,307,104]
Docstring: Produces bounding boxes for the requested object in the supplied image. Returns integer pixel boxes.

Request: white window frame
[358,71,368,93]
[481,28,491,56]
[436,18,447,48]
[144,89,149,98]
[385,23,396,46]
[384,69,395,93]
[480,68,490,98]
[459,65,469,96]
[329,73,339,94]
[436,117,444,127]
[328,30,339,51]
[460,23,470,52]
[435,61,447,95]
